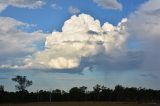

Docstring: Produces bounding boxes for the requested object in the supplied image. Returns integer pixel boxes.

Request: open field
[0,102,159,106]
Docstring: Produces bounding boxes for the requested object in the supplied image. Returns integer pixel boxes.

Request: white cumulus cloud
[27,14,128,69]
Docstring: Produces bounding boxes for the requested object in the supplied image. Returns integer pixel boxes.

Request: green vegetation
[0,75,160,104]
[0,102,159,106]
[12,75,32,92]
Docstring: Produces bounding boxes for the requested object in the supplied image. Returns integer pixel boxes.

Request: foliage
[1,84,160,103]
[0,76,160,103]
[12,75,32,92]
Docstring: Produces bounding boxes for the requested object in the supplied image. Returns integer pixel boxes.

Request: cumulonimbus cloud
[27,14,128,69]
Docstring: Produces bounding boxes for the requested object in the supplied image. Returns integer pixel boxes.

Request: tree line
[0,75,160,103]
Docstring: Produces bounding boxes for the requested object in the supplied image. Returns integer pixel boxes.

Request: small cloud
[68,6,80,14]
[0,77,8,80]
[0,75,9,80]
[140,73,159,79]
[50,3,62,10]
[54,77,93,81]
[93,0,122,10]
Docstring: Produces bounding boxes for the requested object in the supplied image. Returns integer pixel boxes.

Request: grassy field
[0,102,159,106]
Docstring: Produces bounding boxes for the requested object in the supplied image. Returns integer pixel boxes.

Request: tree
[114,85,125,101]
[69,87,80,100]
[93,84,101,93]
[100,86,112,101]
[0,85,4,103]
[0,85,4,92]
[69,86,87,101]
[79,86,87,94]
[93,84,101,100]
[12,75,32,92]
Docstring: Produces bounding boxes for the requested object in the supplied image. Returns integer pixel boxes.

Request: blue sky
[1,0,160,92]
[0,0,147,32]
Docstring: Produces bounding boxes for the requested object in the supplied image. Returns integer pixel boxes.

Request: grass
[0,102,159,106]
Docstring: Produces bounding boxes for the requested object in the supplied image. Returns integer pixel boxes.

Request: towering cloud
[27,14,128,69]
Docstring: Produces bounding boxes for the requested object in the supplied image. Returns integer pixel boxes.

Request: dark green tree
[0,85,4,103]
[93,84,101,100]
[12,75,32,92]
[0,85,4,92]
[79,86,87,94]
[114,85,125,101]
[93,84,101,93]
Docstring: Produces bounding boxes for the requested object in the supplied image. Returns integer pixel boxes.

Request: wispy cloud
[140,73,159,79]
[93,0,122,10]
[0,0,45,13]
[68,6,80,14]
[50,3,62,10]
[54,77,94,81]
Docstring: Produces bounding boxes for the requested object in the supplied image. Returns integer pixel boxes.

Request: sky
[0,0,160,92]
